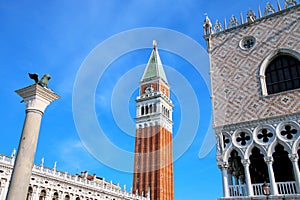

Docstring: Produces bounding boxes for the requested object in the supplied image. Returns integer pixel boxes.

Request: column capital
[242,159,250,166]
[289,153,299,162]
[16,84,60,114]
[0,178,7,184]
[264,156,274,163]
[218,161,229,169]
[259,74,266,79]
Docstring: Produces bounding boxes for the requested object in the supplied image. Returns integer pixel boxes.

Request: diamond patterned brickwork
[210,6,300,128]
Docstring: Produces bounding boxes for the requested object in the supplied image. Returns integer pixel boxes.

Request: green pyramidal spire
[141,40,168,84]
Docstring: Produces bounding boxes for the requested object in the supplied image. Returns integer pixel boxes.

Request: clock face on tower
[144,85,154,94]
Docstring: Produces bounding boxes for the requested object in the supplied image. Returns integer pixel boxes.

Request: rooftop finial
[203,13,212,35]
[53,161,57,170]
[11,148,16,157]
[153,40,157,49]
[41,157,44,167]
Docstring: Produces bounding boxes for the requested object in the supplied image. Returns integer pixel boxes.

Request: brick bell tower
[133,40,174,200]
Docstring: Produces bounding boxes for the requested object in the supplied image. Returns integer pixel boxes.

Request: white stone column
[2,179,9,200]
[289,153,300,193]
[57,191,62,200]
[6,84,59,200]
[242,159,254,196]
[220,162,230,198]
[264,156,278,195]
[227,169,233,185]
[0,179,7,200]
[32,186,39,200]
[0,183,3,200]
[45,190,51,200]
[259,75,268,96]
[137,105,140,117]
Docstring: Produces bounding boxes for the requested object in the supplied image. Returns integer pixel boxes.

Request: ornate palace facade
[204,0,300,199]
[0,151,149,200]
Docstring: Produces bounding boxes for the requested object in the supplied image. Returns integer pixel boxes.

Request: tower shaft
[133,42,174,200]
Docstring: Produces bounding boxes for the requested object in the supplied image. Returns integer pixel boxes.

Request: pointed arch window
[260,49,300,96]
[265,55,300,94]
[272,144,294,182]
[249,147,268,184]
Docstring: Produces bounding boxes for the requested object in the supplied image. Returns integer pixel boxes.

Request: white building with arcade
[0,151,149,200]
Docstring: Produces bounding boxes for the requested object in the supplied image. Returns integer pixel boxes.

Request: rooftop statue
[28,73,51,88]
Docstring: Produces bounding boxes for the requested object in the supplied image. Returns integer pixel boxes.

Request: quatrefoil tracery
[280,125,298,140]
[223,135,230,148]
[236,131,251,146]
[257,128,274,143]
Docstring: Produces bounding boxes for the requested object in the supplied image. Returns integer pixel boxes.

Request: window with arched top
[141,106,144,115]
[39,190,46,200]
[52,192,59,200]
[260,49,300,96]
[145,106,149,114]
[26,187,33,200]
[265,55,300,94]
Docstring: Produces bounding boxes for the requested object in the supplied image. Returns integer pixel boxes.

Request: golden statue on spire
[153,40,157,49]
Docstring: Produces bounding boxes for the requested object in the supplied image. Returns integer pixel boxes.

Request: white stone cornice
[136,118,173,132]
[16,84,60,113]
[16,84,60,103]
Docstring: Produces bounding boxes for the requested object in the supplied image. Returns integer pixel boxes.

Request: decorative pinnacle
[153,40,157,49]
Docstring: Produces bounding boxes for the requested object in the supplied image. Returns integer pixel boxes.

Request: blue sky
[0,0,276,199]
